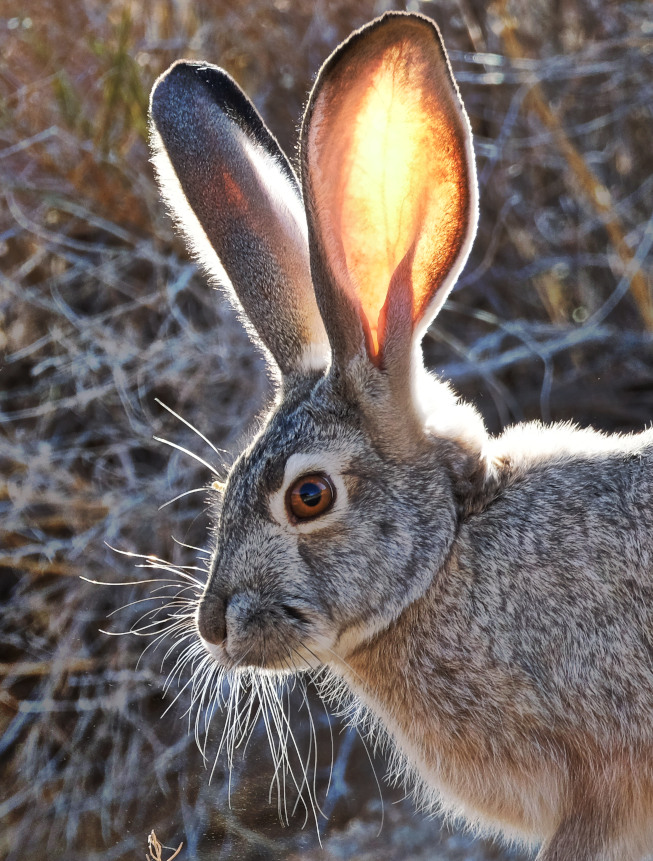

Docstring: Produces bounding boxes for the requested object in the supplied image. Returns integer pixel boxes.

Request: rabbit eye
[287,474,335,521]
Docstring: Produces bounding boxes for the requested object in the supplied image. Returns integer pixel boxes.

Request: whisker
[171,536,212,557]
[136,559,207,580]
[106,604,194,637]
[155,397,228,460]
[193,662,223,760]
[137,621,197,668]
[280,652,311,822]
[258,677,290,823]
[257,673,323,835]
[162,650,212,718]
[96,544,207,585]
[300,664,331,818]
[105,589,197,619]
[103,544,196,567]
[197,663,225,749]
[159,486,210,510]
[153,435,222,478]
[288,650,328,827]
[163,636,206,686]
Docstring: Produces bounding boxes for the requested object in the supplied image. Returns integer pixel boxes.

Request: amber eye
[287,473,335,521]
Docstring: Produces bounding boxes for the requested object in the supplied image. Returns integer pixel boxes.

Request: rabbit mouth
[200,637,318,675]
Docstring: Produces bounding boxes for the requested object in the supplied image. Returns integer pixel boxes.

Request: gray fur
[149,11,653,861]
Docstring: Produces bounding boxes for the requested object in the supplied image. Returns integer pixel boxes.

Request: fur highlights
[148,12,653,860]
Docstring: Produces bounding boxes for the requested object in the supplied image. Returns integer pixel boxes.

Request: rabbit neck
[336,566,564,838]
[335,422,653,838]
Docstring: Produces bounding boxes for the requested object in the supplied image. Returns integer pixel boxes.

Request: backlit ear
[301,12,477,368]
[150,62,330,377]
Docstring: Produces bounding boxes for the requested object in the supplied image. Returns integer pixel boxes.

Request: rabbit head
[149,12,485,675]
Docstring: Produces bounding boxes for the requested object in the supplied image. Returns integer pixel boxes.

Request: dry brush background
[1,0,652,858]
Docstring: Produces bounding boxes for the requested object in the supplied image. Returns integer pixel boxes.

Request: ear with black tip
[149,61,330,377]
[301,12,478,374]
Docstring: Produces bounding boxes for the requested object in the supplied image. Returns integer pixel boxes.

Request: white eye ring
[269,452,348,533]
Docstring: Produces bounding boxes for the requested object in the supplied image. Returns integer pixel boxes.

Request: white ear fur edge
[408,101,479,439]
[150,123,233,295]
[150,123,330,374]
[268,451,349,534]
[415,111,479,346]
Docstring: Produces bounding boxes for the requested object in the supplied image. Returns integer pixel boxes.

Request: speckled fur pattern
[149,12,653,860]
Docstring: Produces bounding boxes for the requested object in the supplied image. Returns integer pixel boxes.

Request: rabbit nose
[196,593,227,645]
[198,590,264,647]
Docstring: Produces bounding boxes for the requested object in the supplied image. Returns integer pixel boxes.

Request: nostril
[196,594,227,645]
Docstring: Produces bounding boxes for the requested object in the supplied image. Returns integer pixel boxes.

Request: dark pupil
[299,482,323,507]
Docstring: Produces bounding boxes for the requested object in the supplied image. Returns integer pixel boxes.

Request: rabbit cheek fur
[149,11,653,861]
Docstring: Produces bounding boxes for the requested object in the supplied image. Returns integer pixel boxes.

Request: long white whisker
[163,629,200,671]
[299,646,336,802]
[194,662,223,760]
[162,650,211,717]
[258,673,323,835]
[105,589,196,619]
[153,435,222,478]
[104,543,201,568]
[137,622,196,667]
[159,486,210,510]
[258,678,289,823]
[155,397,228,459]
[171,536,212,557]
[295,657,330,824]
[136,560,207,581]
[106,605,194,637]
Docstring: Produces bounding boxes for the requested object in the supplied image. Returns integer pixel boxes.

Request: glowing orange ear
[303,14,477,365]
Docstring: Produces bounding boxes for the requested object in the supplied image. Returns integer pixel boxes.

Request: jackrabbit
[149,12,653,860]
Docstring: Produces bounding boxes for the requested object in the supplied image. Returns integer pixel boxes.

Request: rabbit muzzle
[197,587,317,671]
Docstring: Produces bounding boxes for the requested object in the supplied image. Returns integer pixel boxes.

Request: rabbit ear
[149,62,330,377]
[301,13,477,370]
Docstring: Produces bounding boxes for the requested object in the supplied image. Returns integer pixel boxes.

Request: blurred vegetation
[1,0,652,859]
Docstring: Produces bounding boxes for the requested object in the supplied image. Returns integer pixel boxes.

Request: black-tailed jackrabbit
[149,12,653,860]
